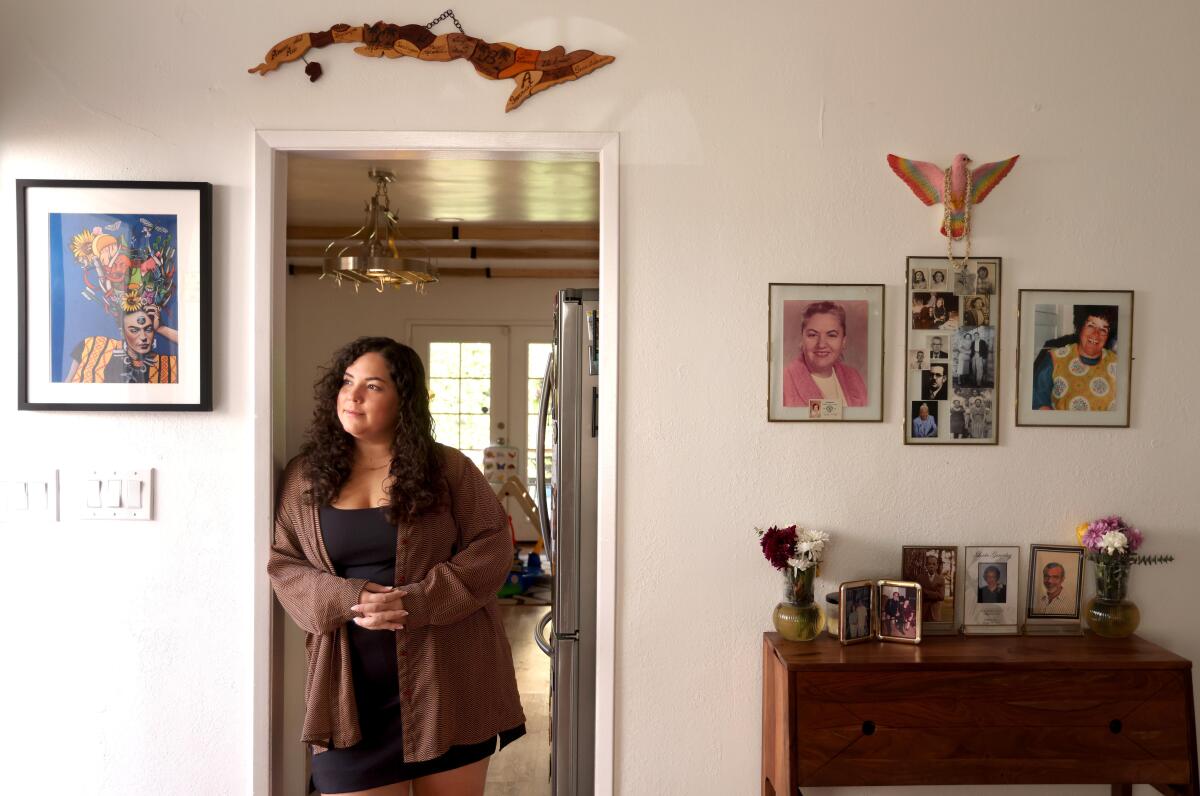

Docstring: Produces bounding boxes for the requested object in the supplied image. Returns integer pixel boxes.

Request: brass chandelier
[322,168,438,291]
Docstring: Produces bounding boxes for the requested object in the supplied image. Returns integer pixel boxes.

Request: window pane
[461,343,491,378]
[428,378,460,414]
[462,450,485,472]
[528,343,552,378]
[459,415,491,451]
[429,343,460,378]
[432,414,459,447]
[459,378,490,416]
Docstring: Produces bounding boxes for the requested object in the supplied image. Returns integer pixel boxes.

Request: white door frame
[250,130,619,795]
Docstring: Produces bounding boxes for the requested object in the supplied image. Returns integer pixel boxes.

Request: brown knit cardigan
[267,446,526,760]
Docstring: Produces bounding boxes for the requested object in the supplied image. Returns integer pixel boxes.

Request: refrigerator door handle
[535,350,556,561]
[535,609,554,656]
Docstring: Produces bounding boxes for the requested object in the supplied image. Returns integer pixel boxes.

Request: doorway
[251,132,619,796]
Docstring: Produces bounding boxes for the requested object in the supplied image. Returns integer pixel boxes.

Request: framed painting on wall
[905,257,1001,444]
[1015,289,1134,427]
[767,283,885,421]
[17,179,212,411]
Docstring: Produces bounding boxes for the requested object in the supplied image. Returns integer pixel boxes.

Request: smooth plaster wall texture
[1,1,1198,794]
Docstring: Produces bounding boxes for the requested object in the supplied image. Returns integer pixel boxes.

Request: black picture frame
[17,179,212,411]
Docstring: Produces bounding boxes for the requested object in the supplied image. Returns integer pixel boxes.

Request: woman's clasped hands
[352,582,409,630]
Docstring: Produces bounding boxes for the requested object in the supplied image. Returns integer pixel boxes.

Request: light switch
[28,481,48,511]
[103,480,122,508]
[123,479,142,509]
[86,480,103,508]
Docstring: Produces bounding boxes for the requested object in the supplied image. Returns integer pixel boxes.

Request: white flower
[1099,530,1129,555]
[789,557,814,571]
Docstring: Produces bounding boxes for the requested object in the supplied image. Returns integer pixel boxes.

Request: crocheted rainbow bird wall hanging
[887,153,1019,238]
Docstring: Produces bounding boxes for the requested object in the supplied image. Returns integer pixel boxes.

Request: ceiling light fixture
[322,169,438,292]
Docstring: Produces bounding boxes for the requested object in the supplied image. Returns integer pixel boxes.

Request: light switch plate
[0,470,59,523]
[70,469,153,520]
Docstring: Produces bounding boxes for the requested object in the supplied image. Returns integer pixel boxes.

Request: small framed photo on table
[767,283,885,421]
[1025,544,1085,634]
[877,579,922,644]
[17,179,213,411]
[901,546,958,634]
[1015,290,1134,427]
[963,546,1020,635]
[838,580,877,646]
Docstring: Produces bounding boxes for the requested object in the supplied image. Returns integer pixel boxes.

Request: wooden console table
[762,632,1199,795]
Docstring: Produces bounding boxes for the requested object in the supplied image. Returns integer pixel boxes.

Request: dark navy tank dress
[310,506,525,794]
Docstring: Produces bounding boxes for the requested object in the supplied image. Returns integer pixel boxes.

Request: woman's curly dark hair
[300,336,443,524]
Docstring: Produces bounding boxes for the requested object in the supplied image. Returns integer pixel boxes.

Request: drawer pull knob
[1109,719,1122,734]
[862,720,876,736]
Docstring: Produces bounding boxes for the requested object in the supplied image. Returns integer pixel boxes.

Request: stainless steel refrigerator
[535,288,599,796]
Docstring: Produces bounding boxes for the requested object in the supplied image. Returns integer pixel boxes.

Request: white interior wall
[2,2,1199,795]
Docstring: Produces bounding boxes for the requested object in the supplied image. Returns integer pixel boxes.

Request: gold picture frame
[877,579,922,644]
[838,580,877,645]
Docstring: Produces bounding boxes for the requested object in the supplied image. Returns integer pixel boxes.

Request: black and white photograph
[952,326,995,390]
[930,293,959,331]
[974,261,997,295]
[953,269,976,296]
[963,546,1020,634]
[921,361,949,401]
[908,348,928,371]
[930,268,948,289]
[877,580,922,644]
[838,580,876,646]
[956,389,994,440]
[1015,290,1134,428]
[961,294,990,327]
[929,335,948,360]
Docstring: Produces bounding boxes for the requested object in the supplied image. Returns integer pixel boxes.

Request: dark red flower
[759,524,798,570]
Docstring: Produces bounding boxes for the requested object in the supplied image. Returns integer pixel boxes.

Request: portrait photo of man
[902,547,956,626]
[929,335,948,360]
[1027,545,1084,619]
[921,363,949,401]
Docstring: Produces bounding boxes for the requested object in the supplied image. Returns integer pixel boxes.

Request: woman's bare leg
[412,756,490,796]
[321,780,411,796]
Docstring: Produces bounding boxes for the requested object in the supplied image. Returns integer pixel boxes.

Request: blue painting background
[49,213,179,381]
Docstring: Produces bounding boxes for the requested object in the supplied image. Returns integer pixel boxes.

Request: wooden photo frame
[1026,545,1085,630]
[877,579,922,644]
[1015,289,1134,427]
[901,545,958,634]
[904,257,1000,444]
[767,283,885,421]
[838,580,877,645]
[962,546,1021,635]
[17,179,212,411]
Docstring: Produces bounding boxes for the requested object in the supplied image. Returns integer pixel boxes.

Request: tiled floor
[486,604,552,795]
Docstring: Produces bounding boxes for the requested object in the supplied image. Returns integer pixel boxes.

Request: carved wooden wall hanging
[248,12,615,112]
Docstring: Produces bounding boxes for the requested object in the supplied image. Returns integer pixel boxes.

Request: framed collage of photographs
[905,257,1000,443]
[17,179,212,411]
[768,283,885,422]
[900,545,957,634]
[1015,289,1134,427]
[963,546,1020,634]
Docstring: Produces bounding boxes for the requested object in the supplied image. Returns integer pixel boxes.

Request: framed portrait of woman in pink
[767,283,884,422]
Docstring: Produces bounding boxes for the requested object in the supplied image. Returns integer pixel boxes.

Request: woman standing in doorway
[269,337,526,796]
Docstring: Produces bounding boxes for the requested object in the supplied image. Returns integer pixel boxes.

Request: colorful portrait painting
[19,180,210,411]
[50,213,179,384]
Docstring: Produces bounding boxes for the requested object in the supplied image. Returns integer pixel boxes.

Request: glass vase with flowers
[755,524,830,641]
[1077,515,1174,638]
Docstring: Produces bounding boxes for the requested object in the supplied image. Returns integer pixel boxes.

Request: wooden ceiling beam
[287,244,598,260]
[287,223,599,242]
[287,264,598,279]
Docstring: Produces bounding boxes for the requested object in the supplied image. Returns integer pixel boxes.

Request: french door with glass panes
[409,325,551,498]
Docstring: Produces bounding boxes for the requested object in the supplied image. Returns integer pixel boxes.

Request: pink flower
[1125,526,1143,552]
